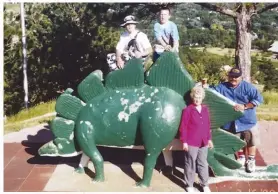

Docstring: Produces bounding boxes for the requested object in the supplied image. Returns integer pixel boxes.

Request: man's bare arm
[172,40,179,52]
[157,37,167,47]
[116,50,124,69]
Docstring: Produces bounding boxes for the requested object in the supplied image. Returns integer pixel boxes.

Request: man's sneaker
[186,187,195,192]
[203,186,211,192]
[246,158,256,173]
[237,157,246,167]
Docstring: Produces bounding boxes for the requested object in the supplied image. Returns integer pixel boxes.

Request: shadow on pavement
[20,126,187,189]
[21,125,80,168]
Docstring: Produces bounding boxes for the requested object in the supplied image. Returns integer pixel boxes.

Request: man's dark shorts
[227,123,260,147]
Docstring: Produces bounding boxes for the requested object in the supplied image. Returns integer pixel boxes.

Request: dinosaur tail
[38,70,107,157]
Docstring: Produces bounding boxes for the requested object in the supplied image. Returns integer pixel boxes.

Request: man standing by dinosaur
[205,67,263,173]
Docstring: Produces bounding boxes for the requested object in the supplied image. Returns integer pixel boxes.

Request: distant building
[268,41,278,53]
[268,41,278,59]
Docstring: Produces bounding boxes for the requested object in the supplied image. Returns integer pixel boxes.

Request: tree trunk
[234,12,252,83]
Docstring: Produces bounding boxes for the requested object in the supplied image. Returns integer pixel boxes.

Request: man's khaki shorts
[228,124,260,147]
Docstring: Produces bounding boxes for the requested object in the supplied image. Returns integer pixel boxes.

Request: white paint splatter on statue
[118,111,130,122]
[162,105,175,122]
[145,98,151,103]
[58,144,63,149]
[69,132,74,140]
[129,101,143,114]
[65,120,74,125]
[120,98,129,106]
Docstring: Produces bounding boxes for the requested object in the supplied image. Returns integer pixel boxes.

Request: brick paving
[4,143,56,192]
[3,121,278,192]
[4,142,78,192]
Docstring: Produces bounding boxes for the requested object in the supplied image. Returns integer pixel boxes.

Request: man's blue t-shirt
[154,21,179,53]
[212,81,263,132]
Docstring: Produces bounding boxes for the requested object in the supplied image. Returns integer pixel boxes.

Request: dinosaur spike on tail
[213,151,242,169]
[212,128,246,155]
[55,89,86,120]
[203,89,244,129]
[38,117,81,156]
[77,70,107,102]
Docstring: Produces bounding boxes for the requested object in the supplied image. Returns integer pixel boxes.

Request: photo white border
[1,0,278,193]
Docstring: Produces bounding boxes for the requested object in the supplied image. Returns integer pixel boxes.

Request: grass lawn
[5,3,20,13]
[195,47,278,67]
[4,100,56,134]
[257,105,278,121]
[257,91,278,121]
[4,116,55,135]
[6,100,55,123]
[3,90,278,134]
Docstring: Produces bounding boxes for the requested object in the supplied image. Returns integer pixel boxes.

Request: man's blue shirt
[212,81,263,132]
[154,21,179,43]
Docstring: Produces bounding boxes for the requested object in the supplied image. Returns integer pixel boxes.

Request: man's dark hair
[159,6,171,15]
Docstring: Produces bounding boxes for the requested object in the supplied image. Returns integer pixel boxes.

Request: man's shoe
[186,187,195,192]
[203,186,211,192]
[237,157,246,167]
[246,158,256,173]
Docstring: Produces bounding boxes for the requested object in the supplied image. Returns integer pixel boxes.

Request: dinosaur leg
[136,149,161,187]
[76,121,104,182]
[81,141,104,182]
[136,106,179,187]
[75,153,90,174]
[136,124,174,187]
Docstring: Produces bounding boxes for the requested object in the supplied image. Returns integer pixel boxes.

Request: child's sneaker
[246,158,256,173]
[203,186,211,192]
[186,187,195,192]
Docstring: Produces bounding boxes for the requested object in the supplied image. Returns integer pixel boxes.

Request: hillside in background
[5,3,278,48]
[4,3,278,115]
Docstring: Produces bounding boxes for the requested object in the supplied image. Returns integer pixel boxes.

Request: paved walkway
[3,121,278,192]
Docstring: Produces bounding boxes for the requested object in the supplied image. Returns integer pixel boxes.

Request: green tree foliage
[4,3,278,115]
[179,46,278,91]
[4,2,169,115]
[179,46,234,85]
[195,3,278,82]
[4,9,23,115]
[4,3,122,115]
[182,28,235,48]
[252,57,278,91]
[253,39,274,51]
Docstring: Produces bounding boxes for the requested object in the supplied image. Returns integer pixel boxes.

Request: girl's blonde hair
[190,86,206,100]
